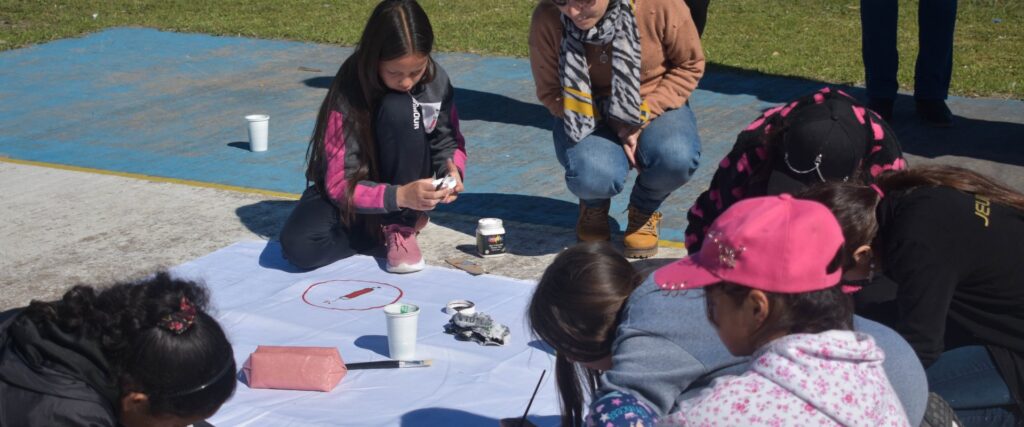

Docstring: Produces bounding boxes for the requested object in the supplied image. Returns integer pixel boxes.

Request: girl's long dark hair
[305,0,435,226]
[528,242,643,427]
[800,165,1024,266]
[22,272,236,418]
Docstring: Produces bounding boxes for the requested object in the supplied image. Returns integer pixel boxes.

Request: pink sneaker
[384,223,425,273]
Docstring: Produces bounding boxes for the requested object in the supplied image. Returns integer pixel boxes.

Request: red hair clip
[159,296,197,335]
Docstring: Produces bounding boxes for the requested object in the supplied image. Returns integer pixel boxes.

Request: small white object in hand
[432,175,457,190]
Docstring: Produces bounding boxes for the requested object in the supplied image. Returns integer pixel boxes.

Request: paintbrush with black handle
[345,359,432,370]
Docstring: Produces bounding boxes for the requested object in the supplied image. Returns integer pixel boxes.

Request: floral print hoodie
[659,330,910,427]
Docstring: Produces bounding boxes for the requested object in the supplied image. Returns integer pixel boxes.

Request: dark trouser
[926,346,1021,426]
[861,0,958,101]
[684,0,709,37]
[280,92,431,270]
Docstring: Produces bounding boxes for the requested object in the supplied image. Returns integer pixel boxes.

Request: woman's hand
[397,179,449,211]
[441,158,464,204]
[616,125,642,170]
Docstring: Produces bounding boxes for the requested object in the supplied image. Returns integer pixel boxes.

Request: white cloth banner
[171,241,560,427]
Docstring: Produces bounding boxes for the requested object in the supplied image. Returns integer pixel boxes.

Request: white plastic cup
[384,303,420,361]
[245,114,270,152]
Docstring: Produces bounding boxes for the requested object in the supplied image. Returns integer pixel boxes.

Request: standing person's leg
[914,0,958,126]
[279,186,375,270]
[926,345,1020,426]
[683,0,710,38]
[552,120,630,242]
[861,0,900,120]
[626,105,701,258]
[374,91,432,272]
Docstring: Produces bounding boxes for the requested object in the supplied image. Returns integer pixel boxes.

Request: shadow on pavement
[433,193,619,235]
[236,200,295,240]
[702,64,1024,168]
[888,97,1024,167]
[454,88,551,131]
[303,77,551,130]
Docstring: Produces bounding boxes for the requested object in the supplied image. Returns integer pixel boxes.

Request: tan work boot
[624,206,662,258]
[576,200,611,242]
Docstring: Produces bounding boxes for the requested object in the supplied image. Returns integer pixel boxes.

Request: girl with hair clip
[800,165,1024,426]
[0,272,236,427]
[685,87,907,253]
[592,195,910,426]
[527,241,644,427]
[280,0,466,274]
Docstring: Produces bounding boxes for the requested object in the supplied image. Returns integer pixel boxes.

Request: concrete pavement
[1,28,1022,309]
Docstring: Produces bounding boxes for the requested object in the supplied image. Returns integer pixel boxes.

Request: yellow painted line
[658,239,687,249]
[0,157,300,200]
[1,156,689,248]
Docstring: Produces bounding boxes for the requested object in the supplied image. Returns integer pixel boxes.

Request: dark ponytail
[877,165,1024,212]
[801,165,1024,269]
[23,272,236,418]
[305,0,435,231]
[528,242,642,427]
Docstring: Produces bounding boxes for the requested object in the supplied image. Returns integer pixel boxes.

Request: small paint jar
[476,218,507,257]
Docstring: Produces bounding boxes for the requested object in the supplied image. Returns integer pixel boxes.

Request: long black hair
[22,272,236,418]
[528,242,643,427]
[305,0,435,227]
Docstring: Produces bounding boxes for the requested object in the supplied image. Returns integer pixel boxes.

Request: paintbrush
[517,370,546,427]
[345,360,433,370]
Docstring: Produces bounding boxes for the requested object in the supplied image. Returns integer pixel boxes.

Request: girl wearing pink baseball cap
[529,196,928,427]
[652,194,909,426]
[801,165,1024,426]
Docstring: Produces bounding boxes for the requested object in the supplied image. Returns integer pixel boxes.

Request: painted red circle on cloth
[301,280,404,311]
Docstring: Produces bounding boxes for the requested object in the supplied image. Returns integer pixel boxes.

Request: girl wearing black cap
[0,272,236,426]
[685,87,906,252]
[801,165,1024,426]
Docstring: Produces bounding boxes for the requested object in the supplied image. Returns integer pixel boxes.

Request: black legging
[685,0,709,37]
[280,92,431,270]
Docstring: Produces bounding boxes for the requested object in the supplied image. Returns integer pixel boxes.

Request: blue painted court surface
[2,28,1023,242]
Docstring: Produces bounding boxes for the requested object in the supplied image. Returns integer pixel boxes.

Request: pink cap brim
[653,254,723,291]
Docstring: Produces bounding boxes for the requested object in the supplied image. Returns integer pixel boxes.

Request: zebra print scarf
[559,0,644,143]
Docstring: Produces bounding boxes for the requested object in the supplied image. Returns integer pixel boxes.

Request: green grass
[1,0,1021,98]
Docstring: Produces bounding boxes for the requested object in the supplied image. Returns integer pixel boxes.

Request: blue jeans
[861,0,958,101]
[926,346,1020,426]
[552,105,701,213]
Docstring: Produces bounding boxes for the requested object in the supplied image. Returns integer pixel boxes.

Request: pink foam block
[243,346,347,392]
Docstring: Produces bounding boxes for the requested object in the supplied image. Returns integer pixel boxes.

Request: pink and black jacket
[685,87,906,251]
[320,64,467,215]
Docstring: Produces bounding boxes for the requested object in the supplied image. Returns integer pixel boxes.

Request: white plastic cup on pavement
[245,114,270,152]
[384,303,420,361]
